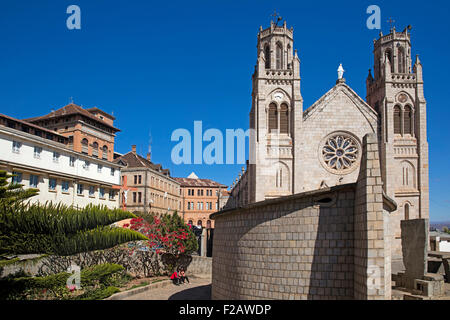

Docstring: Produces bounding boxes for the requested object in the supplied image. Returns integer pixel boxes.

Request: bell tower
[366,26,429,266]
[248,17,303,203]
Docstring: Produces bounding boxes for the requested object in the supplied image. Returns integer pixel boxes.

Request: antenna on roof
[147,130,152,161]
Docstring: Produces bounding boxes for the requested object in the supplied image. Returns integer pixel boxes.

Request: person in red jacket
[170,270,180,285]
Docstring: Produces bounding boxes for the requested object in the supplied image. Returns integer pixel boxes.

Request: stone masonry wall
[212,185,356,300]
[212,133,393,300]
[353,133,391,299]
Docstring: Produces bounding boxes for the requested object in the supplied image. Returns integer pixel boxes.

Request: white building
[0,117,122,209]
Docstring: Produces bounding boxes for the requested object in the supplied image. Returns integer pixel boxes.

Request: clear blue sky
[0,0,449,221]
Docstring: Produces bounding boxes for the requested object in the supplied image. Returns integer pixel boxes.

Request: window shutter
[280,104,289,134]
[394,106,401,134]
[268,103,278,132]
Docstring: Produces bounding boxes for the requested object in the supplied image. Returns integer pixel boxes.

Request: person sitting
[170,270,180,285]
[179,267,189,284]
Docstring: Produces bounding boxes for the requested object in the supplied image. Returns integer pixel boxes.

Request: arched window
[102,145,108,160]
[276,42,283,69]
[197,220,202,227]
[286,44,291,69]
[280,103,289,134]
[92,142,99,157]
[398,47,405,73]
[385,49,393,73]
[268,103,278,133]
[81,138,89,154]
[188,220,193,225]
[264,45,271,69]
[404,105,413,135]
[394,105,402,134]
[404,203,410,220]
[206,220,211,229]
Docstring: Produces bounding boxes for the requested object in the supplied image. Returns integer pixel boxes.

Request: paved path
[123,276,212,300]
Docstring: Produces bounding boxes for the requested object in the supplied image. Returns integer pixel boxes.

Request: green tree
[0,202,148,256]
[443,226,450,235]
[0,170,38,204]
[0,170,147,257]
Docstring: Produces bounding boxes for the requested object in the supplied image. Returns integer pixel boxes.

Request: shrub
[0,263,126,300]
[127,211,198,256]
[0,202,148,256]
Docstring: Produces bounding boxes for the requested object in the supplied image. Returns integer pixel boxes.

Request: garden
[0,171,198,300]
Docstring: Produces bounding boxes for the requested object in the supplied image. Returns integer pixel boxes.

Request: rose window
[321,134,360,173]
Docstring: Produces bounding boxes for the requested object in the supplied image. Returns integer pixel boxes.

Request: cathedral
[229,20,429,268]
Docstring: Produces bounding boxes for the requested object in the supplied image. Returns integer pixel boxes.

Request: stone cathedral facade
[229,21,429,267]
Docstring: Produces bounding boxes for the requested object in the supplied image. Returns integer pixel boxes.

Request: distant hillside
[430,221,450,231]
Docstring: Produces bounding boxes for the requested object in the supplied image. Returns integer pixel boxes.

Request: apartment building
[0,114,121,208]
[24,103,120,162]
[174,172,227,228]
[114,145,182,215]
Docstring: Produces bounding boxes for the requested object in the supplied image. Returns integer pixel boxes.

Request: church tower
[366,26,429,264]
[248,18,302,203]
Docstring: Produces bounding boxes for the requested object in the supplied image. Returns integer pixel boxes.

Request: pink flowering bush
[124,212,198,256]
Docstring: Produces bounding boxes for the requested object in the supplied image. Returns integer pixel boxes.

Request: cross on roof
[271,10,282,25]
[387,17,395,29]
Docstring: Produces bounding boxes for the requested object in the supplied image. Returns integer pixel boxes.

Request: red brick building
[24,103,119,162]
[174,172,227,229]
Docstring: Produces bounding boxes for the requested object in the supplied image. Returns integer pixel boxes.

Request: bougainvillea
[124,212,198,256]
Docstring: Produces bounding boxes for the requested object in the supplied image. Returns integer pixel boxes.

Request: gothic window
[286,44,291,69]
[398,47,405,73]
[276,42,283,69]
[280,103,289,134]
[264,45,271,69]
[268,103,278,133]
[394,105,402,134]
[385,49,393,73]
[401,161,415,189]
[320,132,361,174]
[404,105,413,135]
[404,203,410,220]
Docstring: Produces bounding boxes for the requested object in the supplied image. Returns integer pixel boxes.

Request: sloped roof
[24,103,120,132]
[113,151,170,175]
[0,113,67,138]
[303,81,378,121]
[173,177,227,188]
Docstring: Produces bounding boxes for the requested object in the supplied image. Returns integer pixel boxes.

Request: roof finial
[271,10,282,26]
[387,17,395,32]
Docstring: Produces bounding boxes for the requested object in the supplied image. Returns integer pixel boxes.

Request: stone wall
[212,185,356,300]
[211,133,395,300]
[187,256,212,276]
[353,134,391,299]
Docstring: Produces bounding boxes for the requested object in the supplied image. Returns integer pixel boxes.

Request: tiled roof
[24,103,120,132]
[114,152,170,175]
[173,177,227,188]
[0,113,68,138]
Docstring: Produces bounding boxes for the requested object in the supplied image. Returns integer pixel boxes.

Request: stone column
[354,133,391,300]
